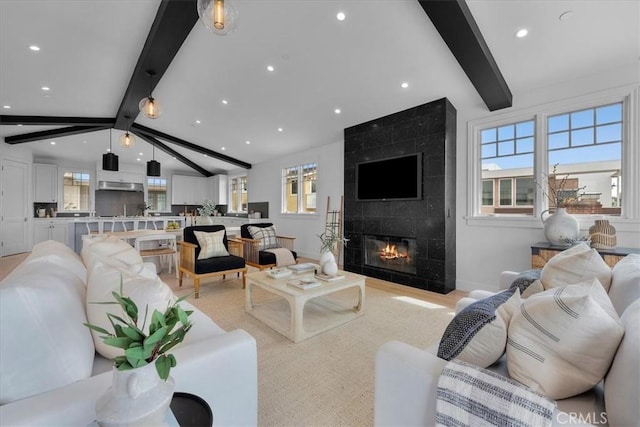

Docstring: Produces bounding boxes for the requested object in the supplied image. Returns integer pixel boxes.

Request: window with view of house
[63,172,90,211]
[473,94,628,219]
[229,175,248,213]
[147,177,167,211]
[282,162,317,214]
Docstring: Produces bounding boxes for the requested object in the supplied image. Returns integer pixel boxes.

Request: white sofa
[375,252,639,427]
[0,239,258,426]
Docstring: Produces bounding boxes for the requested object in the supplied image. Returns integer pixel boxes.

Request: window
[470,87,634,222]
[63,172,90,211]
[229,176,248,213]
[282,162,317,214]
[147,177,167,211]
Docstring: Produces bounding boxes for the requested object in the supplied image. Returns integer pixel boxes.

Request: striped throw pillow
[194,230,229,260]
[247,225,279,250]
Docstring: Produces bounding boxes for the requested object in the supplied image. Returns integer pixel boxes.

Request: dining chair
[134,234,179,278]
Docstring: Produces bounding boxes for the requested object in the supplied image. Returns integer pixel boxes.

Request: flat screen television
[356,153,422,201]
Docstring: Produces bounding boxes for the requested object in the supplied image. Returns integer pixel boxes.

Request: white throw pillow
[507,278,624,399]
[81,234,143,271]
[86,262,175,360]
[194,230,229,260]
[604,299,640,427]
[247,225,279,250]
[540,243,612,292]
[438,289,521,368]
[608,254,640,315]
[0,266,95,404]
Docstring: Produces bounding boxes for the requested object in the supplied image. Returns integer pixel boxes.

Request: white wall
[455,64,640,292]
[248,141,344,260]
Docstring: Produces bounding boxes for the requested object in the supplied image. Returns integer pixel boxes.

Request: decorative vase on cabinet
[589,219,617,249]
[540,208,580,246]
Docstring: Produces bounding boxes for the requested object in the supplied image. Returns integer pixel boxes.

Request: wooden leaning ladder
[325,196,344,266]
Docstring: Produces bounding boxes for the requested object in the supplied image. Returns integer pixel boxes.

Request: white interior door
[1,158,29,256]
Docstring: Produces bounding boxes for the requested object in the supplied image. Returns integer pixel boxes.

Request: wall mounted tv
[356,153,423,201]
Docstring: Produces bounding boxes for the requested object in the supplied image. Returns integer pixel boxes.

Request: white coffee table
[245,269,366,343]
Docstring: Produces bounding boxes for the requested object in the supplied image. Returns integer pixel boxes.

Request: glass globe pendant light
[139,71,161,119]
[197,0,238,35]
[119,116,136,148]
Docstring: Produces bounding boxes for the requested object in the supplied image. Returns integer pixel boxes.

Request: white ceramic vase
[197,215,213,225]
[95,363,174,427]
[319,251,335,267]
[540,208,580,246]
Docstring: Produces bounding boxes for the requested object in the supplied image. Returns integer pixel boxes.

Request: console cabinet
[531,242,640,269]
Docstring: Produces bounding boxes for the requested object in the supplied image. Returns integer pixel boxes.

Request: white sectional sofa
[0,239,258,426]
[375,249,639,427]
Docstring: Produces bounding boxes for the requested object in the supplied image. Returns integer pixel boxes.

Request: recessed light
[204,154,208,157]
[82,140,87,144]
[50,141,56,145]
[136,158,141,162]
[336,12,346,21]
[267,65,275,72]
[334,108,341,114]
[2,105,10,109]
[221,147,226,151]
[29,45,40,51]
[277,127,283,132]
[245,140,251,145]
[515,28,528,38]
[17,124,23,127]
[559,11,573,21]
[41,86,50,91]
[172,157,176,160]
[401,82,409,89]
[195,120,201,124]
[222,99,228,105]
[107,148,111,152]
[139,152,143,156]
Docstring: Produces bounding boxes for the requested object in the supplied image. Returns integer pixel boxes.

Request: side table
[170,392,213,427]
[531,242,640,269]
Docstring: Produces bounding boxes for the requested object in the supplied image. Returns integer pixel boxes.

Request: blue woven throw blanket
[436,359,556,427]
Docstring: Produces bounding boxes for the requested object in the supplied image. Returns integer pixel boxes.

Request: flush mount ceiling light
[147,143,161,176]
[197,0,238,35]
[515,28,529,38]
[103,129,119,171]
[139,71,161,119]
[119,116,136,148]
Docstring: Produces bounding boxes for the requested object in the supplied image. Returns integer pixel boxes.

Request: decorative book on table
[287,278,321,290]
[315,273,345,282]
[287,263,317,273]
[266,268,293,279]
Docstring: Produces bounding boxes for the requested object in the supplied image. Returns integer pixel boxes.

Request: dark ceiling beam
[4,125,111,144]
[132,123,252,169]
[0,115,115,126]
[114,0,198,129]
[418,0,512,111]
[131,130,213,177]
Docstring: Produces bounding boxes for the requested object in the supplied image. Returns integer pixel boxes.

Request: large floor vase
[96,363,175,427]
[541,208,580,246]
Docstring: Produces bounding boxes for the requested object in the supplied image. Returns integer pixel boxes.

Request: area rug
[168,277,455,427]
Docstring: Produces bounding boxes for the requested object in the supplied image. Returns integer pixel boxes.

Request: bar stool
[134,234,178,278]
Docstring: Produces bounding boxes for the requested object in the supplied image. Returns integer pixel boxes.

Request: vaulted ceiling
[1,0,638,175]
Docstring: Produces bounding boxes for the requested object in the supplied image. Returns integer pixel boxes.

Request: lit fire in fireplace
[380,243,409,261]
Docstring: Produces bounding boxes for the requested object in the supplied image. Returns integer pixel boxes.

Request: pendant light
[102,129,119,171]
[146,143,161,177]
[119,116,136,148]
[197,0,238,35]
[139,71,161,119]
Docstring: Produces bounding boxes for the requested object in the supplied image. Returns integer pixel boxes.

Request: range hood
[97,181,144,192]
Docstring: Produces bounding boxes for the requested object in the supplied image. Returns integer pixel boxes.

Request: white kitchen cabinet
[209,175,228,205]
[97,170,144,184]
[34,220,68,245]
[172,175,209,205]
[34,163,57,203]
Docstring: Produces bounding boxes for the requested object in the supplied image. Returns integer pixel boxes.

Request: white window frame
[227,174,248,213]
[146,176,170,213]
[59,167,93,213]
[281,162,317,215]
[467,85,639,232]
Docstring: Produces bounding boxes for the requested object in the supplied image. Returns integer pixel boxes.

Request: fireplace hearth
[364,235,417,275]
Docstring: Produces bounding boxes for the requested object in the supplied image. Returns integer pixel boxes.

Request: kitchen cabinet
[34,163,57,203]
[97,170,144,184]
[209,175,228,205]
[172,175,207,205]
[34,220,68,245]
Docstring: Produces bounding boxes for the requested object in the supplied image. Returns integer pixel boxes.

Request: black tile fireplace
[343,98,456,293]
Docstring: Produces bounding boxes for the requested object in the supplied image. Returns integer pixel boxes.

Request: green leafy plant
[84,283,193,381]
[317,229,348,253]
[197,199,217,216]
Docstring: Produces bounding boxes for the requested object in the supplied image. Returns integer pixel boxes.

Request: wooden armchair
[237,223,297,270]
[178,225,247,298]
